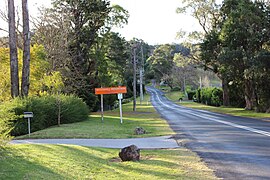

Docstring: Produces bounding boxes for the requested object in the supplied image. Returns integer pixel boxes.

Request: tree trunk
[222,77,229,106]
[21,0,31,97]
[244,79,256,110]
[8,0,19,98]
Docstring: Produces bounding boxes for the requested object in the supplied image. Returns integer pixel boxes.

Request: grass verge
[0,144,217,179]
[165,91,270,120]
[16,95,173,139]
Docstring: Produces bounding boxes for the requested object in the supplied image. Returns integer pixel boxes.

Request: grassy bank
[165,91,270,120]
[3,94,217,179]
[0,144,216,179]
[16,95,173,139]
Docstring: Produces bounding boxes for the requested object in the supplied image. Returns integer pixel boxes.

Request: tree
[21,0,31,97]
[176,0,231,104]
[147,44,175,87]
[201,0,270,110]
[8,0,19,98]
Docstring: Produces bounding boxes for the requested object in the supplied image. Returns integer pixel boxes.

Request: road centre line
[151,89,270,137]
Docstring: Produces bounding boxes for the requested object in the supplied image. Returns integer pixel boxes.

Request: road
[147,86,270,180]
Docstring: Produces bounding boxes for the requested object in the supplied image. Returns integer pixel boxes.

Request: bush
[187,90,196,100]
[195,89,201,103]
[194,87,223,107]
[201,88,213,105]
[1,94,89,136]
[211,88,223,106]
[0,106,14,147]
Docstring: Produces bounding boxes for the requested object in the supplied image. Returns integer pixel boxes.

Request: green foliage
[146,44,175,83]
[195,87,223,107]
[0,95,89,136]
[187,90,196,100]
[201,0,270,111]
[211,88,223,106]
[0,107,14,147]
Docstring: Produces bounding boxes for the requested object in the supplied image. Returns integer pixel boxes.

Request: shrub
[0,105,14,147]
[1,94,89,136]
[195,89,201,103]
[195,87,223,106]
[201,88,213,105]
[211,88,223,106]
[187,90,196,100]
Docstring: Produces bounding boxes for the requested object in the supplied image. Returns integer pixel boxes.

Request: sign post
[118,93,123,124]
[101,94,104,122]
[23,112,33,137]
[95,86,127,123]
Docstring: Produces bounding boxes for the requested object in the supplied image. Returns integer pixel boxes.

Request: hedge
[0,94,89,136]
[194,87,223,106]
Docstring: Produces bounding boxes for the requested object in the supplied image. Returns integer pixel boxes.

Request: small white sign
[24,112,33,118]
[118,93,123,99]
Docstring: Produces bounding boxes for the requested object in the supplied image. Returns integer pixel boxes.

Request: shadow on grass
[0,146,64,179]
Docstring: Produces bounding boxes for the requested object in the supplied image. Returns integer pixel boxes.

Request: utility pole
[8,0,19,98]
[133,46,137,111]
[22,0,31,97]
[139,44,144,104]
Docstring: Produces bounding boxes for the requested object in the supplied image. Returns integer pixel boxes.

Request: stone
[134,127,146,135]
[119,145,140,161]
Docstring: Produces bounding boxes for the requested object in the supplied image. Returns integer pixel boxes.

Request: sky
[0,0,202,45]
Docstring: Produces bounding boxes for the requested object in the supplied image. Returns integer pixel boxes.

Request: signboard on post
[95,86,127,124]
[24,112,33,137]
[95,86,127,95]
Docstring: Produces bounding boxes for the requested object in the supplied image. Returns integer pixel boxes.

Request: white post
[101,94,104,122]
[28,117,30,137]
[118,93,123,124]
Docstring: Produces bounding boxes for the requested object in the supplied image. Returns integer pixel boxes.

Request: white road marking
[150,88,270,137]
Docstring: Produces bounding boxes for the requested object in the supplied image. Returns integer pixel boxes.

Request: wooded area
[1,0,270,121]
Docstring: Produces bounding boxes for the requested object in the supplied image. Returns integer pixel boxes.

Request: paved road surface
[11,136,179,149]
[147,86,270,180]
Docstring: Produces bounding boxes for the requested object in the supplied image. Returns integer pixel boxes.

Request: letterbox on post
[24,112,33,137]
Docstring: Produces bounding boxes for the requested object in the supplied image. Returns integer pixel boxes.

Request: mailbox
[24,112,33,118]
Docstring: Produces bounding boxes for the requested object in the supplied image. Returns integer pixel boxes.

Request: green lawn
[16,95,174,139]
[0,144,217,180]
[164,91,270,120]
[3,94,217,179]
[165,91,185,102]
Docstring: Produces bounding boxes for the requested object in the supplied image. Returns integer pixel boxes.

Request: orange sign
[95,86,127,95]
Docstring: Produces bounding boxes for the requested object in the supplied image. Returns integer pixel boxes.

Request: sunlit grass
[0,144,217,180]
[165,91,185,102]
[16,95,174,139]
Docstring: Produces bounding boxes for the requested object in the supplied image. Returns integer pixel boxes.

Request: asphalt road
[147,86,270,180]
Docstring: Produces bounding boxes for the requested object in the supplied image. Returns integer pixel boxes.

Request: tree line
[146,0,270,113]
[1,0,152,111]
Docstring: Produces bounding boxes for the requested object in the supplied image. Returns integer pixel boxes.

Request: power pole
[133,46,137,111]
[139,44,144,104]
[8,0,19,98]
[22,0,31,97]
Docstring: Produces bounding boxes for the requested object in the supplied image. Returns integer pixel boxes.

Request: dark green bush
[211,88,223,106]
[1,94,89,136]
[187,90,196,100]
[201,88,213,105]
[195,87,223,106]
[195,89,201,103]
